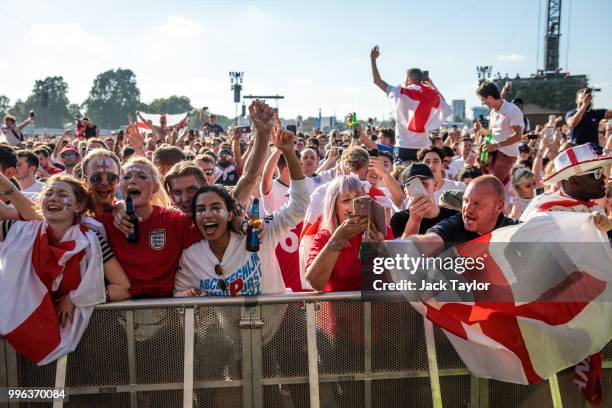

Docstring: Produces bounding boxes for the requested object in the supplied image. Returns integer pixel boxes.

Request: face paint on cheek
[63,197,72,212]
[217,209,228,219]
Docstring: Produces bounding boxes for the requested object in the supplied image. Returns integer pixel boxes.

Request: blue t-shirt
[565,108,606,147]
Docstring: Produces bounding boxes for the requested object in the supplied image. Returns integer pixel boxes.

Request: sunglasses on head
[89,172,120,185]
[203,169,215,176]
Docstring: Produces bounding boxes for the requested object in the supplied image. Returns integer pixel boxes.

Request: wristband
[105,286,111,303]
[326,238,344,252]
[0,188,15,196]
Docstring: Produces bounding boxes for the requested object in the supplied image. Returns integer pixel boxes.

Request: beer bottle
[125,195,139,243]
[352,112,359,139]
[480,132,494,166]
[246,198,261,252]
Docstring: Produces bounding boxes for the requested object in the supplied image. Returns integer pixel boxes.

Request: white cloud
[28,22,110,54]
[154,15,204,37]
[497,53,524,62]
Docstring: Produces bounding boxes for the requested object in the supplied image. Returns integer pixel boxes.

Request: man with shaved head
[403,175,517,256]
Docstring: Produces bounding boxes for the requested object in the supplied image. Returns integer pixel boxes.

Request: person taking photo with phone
[565,88,612,152]
[390,163,458,238]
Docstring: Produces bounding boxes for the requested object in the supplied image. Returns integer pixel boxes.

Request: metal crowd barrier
[1,292,611,408]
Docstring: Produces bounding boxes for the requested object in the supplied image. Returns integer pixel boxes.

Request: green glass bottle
[352,112,358,139]
[480,132,494,165]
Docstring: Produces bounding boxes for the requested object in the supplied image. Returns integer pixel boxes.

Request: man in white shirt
[370,46,451,163]
[16,151,44,199]
[1,114,34,146]
[476,82,524,185]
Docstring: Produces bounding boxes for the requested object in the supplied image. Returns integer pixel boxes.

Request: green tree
[146,95,193,114]
[23,76,72,128]
[84,69,142,128]
[9,99,28,121]
[0,95,10,116]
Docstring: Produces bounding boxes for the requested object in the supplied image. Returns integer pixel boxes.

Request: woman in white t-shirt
[175,129,310,296]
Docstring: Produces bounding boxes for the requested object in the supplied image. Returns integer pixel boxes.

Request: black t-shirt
[214,167,239,186]
[565,108,606,147]
[427,213,518,248]
[205,123,225,136]
[390,207,458,238]
[84,125,98,139]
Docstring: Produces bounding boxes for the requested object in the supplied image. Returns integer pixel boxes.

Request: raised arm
[370,46,390,93]
[566,93,591,128]
[0,172,42,221]
[16,116,33,133]
[233,100,273,206]
[261,148,282,195]
[230,128,245,174]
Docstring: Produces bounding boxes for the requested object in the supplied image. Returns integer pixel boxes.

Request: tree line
[0,69,231,130]
[1,69,394,131]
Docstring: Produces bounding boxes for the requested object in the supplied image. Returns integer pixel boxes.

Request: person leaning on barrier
[174,127,309,297]
[405,175,518,255]
[110,101,275,297]
[305,175,389,292]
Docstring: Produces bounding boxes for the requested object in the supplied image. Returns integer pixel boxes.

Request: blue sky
[1,0,610,120]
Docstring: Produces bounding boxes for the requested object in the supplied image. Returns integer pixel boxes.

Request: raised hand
[249,100,274,134]
[275,128,295,153]
[370,45,380,60]
[126,125,144,149]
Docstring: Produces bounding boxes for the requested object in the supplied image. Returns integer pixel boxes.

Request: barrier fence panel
[1,292,611,408]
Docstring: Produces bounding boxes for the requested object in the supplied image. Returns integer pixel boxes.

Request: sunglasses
[215,264,226,291]
[579,167,605,180]
[89,172,120,185]
[203,169,215,176]
[61,152,78,159]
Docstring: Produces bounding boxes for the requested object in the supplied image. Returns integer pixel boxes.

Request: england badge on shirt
[150,229,166,250]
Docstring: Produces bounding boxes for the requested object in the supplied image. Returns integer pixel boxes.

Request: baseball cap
[60,146,80,156]
[401,163,433,184]
[218,148,233,157]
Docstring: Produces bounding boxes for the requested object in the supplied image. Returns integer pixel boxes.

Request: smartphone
[422,70,429,81]
[527,133,539,140]
[29,111,35,118]
[236,126,251,133]
[353,196,386,235]
[286,125,297,134]
[404,177,428,198]
[535,187,545,196]
[368,149,379,157]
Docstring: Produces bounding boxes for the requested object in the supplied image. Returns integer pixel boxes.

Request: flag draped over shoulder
[135,111,189,133]
[388,84,452,149]
[298,181,391,289]
[0,221,105,365]
[384,212,612,386]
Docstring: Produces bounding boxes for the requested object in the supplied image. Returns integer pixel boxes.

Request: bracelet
[326,238,344,252]
[0,188,15,196]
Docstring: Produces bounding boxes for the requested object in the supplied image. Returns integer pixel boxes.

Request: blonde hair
[122,157,172,209]
[321,175,365,232]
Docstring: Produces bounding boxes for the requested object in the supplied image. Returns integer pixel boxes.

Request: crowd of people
[0,47,611,380]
